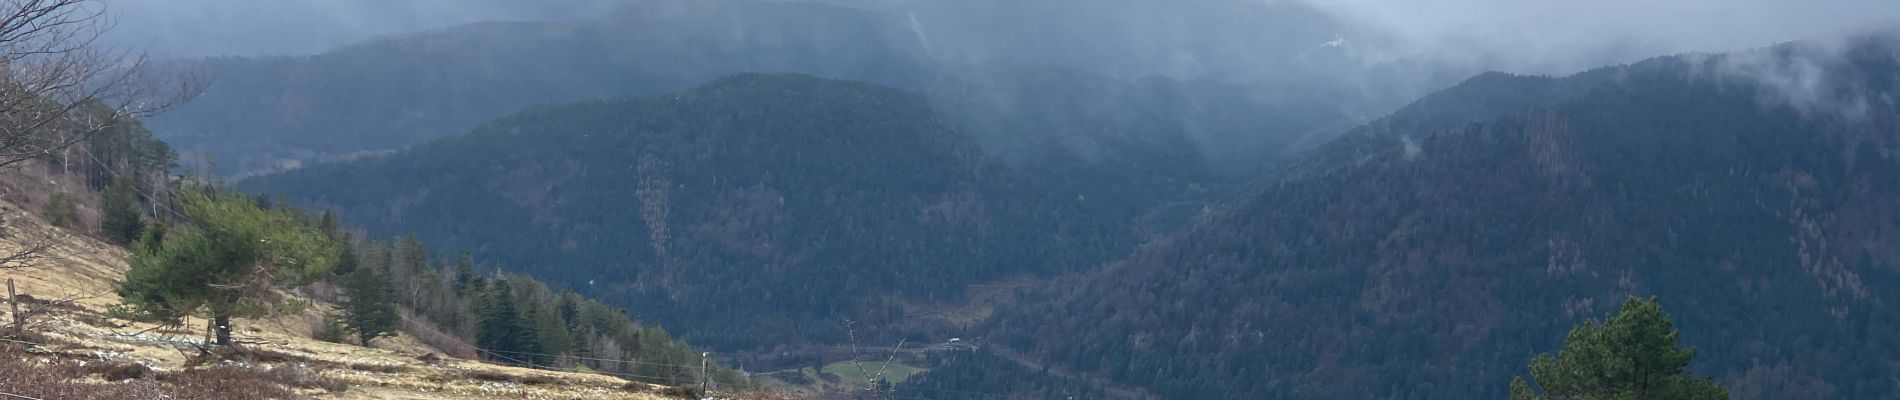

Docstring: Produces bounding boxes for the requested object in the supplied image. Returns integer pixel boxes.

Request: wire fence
[0,391,44,400]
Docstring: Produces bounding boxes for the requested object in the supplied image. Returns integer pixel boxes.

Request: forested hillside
[922,66,1358,177]
[148,0,1392,177]
[151,0,922,174]
[988,35,1900,399]
[23,105,738,391]
[239,74,1189,349]
[227,24,1900,400]
[26,0,1900,398]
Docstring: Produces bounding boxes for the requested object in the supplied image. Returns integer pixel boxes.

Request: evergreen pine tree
[528,303,571,364]
[338,266,401,346]
[314,313,349,343]
[1510,297,1728,400]
[100,178,144,245]
[317,209,341,241]
[119,190,337,347]
[141,220,167,249]
[477,284,538,364]
[452,251,477,294]
[396,234,428,273]
[334,244,360,276]
[557,292,581,331]
[509,303,547,363]
[41,192,76,227]
[119,224,261,346]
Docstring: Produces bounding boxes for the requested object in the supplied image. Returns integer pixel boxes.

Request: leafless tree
[0,218,56,270]
[844,320,907,400]
[0,0,202,348]
[0,0,202,166]
[0,0,201,271]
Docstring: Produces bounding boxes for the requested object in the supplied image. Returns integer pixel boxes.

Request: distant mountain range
[239,74,1200,349]
[243,33,1900,398]
[991,33,1900,399]
[147,0,1424,177]
[213,1,1900,398]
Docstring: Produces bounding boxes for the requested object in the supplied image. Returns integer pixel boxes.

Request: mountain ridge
[239,73,1177,351]
[987,35,1900,399]
[150,0,1400,178]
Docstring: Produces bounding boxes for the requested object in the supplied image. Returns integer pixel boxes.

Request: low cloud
[1693,30,1900,120]
[1301,0,1900,75]
[101,0,630,57]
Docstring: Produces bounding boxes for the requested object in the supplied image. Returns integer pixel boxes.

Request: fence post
[7,278,21,337]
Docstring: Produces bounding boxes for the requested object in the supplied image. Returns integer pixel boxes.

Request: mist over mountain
[104,0,631,57]
[145,0,1399,179]
[148,0,930,175]
[71,0,1900,399]
[232,30,1900,398]
[991,34,1900,399]
[114,0,1899,74]
[238,74,1199,349]
[1305,0,1900,75]
[135,0,1900,179]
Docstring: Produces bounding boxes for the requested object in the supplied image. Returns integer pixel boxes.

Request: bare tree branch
[843,320,908,399]
[18,286,108,329]
[0,236,53,270]
[0,0,205,169]
[0,1,204,341]
[0,189,71,272]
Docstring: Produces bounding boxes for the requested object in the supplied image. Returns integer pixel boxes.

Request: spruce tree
[141,220,167,248]
[395,234,428,273]
[452,251,477,294]
[476,284,515,353]
[317,210,341,241]
[334,244,360,276]
[477,284,538,364]
[314,314,349,343]
[528,304,570,364]
[338,266,401,346]
[1510,296,1728,400]
[100,178,144,245]
[41,192,75,227]
[557,293,580,331]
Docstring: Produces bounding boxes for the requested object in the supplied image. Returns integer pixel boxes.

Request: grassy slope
[0,196,687,400]
[821,361,926,384]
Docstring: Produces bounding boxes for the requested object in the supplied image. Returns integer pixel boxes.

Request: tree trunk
[213,291,241,346]
[213,312,233,346]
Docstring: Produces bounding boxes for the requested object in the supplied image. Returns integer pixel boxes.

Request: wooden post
[7,278,21,337]
[699,352,710,393]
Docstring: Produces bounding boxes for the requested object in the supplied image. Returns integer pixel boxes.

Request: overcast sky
[101,0,630,57]
[101,0,1900,75]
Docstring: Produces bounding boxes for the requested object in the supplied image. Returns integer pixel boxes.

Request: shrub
[659,385,705,399]
[85,361,152,381]
[41,193,76,227]
[261,363,349,393]
[158,365,298,399]
[0,348,165,398]
[314,314,349,343]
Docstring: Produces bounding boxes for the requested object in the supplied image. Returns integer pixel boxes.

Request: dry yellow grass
[0,196,697,399]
